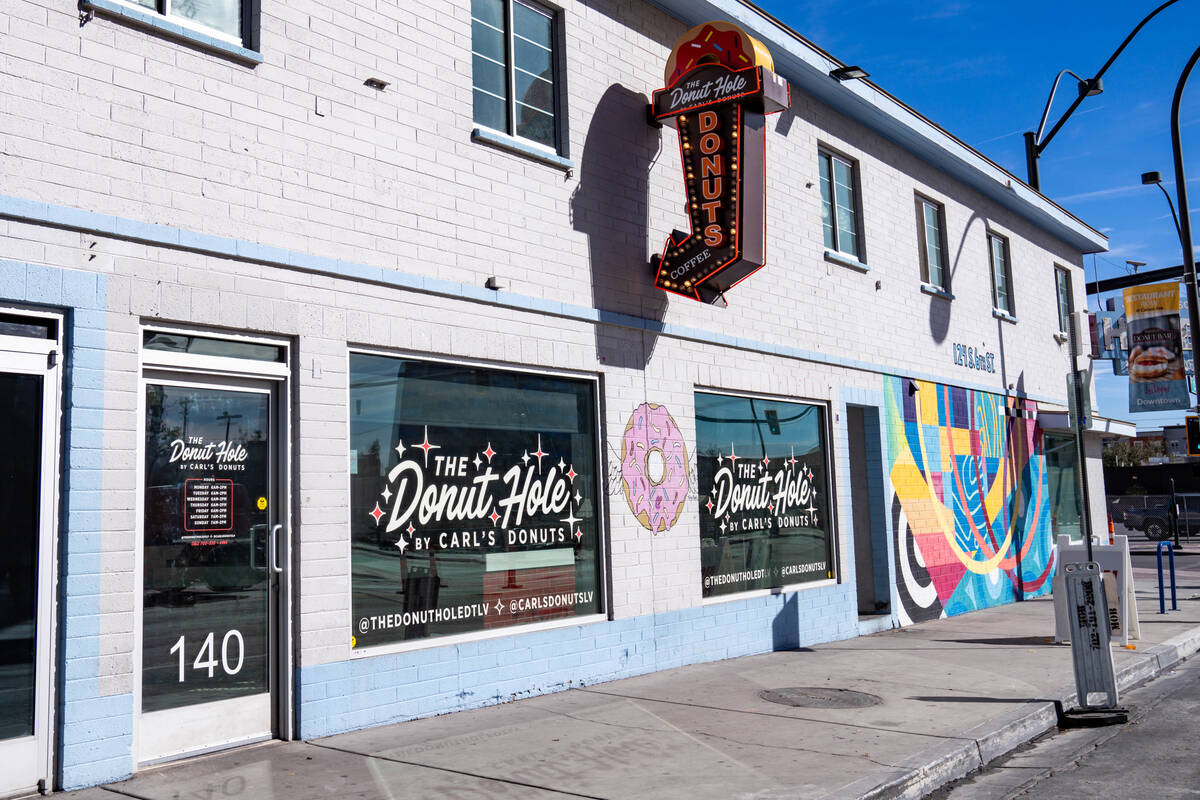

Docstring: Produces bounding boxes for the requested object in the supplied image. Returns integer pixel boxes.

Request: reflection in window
[132,0,246,43]
[989,233,1014,314]
[1045,433,1082,542]
[1055,267,1073,334]
[349,355,601,647]
[142,385,270,712]
[695,392,834,598]
[917,196,948,290]
[819,151,861,259]
[471,0,561,151]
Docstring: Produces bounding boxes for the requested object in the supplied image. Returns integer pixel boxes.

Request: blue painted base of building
[298,584,857,739]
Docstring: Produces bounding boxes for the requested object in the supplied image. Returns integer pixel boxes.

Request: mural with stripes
[883,376,1055,624]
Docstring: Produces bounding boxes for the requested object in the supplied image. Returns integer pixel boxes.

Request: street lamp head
[1126,260,1146,273]
[829,65,869,81]
[1142,170,1164,185]
[1078,77,1104,97]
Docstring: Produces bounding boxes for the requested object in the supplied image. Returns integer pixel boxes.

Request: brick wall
[0,0,1098,787]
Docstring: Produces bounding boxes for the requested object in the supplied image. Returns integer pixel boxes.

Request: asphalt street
[929,661,1200,799]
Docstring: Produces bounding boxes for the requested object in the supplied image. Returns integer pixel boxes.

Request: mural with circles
[883,376,1055,625]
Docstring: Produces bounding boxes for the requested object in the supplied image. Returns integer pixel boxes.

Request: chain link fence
[1107,492,1200,543]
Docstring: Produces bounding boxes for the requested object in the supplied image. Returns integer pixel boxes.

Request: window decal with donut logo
[348,355,602,648]
[695,392,834,597]
[649,21,790,304]
[619,403,691,534]
[1123,282,1190,413]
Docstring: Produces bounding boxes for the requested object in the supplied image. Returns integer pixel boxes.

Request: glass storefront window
[349,355,602,647]
[1045,433,1082,542]
[0,373,42,740]
[142,385,271,713]
[696,392,834,597]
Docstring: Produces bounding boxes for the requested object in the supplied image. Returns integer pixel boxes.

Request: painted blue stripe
[0,200,1068,407]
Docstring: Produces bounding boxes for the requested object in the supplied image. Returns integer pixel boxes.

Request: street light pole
[1024,0,1182,191]
[1171,43,1200,408]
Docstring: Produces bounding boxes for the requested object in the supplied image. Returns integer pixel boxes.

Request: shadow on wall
[930,210,983,345]
[772,592,799,650]
[570,83,667,370]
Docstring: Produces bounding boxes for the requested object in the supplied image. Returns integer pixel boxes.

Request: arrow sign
[649,61,788,304]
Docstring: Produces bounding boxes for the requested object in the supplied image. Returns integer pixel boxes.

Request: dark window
[349,355,602,647]
[471,0,562,152]
[695,391,834,598]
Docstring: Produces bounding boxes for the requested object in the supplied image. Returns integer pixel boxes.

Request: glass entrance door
[139,380,280,763]
[0,347,60,798]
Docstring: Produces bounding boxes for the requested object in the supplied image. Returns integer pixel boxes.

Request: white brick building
[0,0,1113,792]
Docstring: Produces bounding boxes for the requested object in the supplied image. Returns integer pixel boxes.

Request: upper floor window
[1055,266,1073,334]
[988,232,1014,315]
[129,0,252,46]
[471,0,562,152]
[819,151,861,260]
[916,196,948,290]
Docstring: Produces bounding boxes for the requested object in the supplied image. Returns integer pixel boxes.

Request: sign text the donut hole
[649,22,789,305]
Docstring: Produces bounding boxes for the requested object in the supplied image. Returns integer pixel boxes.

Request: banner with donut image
[694,392,834,598]
[1124,282,1190,413]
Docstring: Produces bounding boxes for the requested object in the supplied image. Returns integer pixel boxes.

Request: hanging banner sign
[650,21,789,304]
[1124,282,1190,412]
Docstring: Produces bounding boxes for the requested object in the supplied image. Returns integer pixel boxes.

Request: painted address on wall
[952,343,996,373]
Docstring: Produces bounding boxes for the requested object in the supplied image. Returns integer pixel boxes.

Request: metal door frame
[0,308,63,797]
[133,327,292,766]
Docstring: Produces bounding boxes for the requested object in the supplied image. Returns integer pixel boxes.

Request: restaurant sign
[650,21,789,304]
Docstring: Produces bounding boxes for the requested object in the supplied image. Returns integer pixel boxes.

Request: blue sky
[753,0,1200,429]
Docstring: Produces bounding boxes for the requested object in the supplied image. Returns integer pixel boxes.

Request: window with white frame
[128,0,256,46]
[819,150,861,260]
[471,0,562,152]
[988,232,1014,315]
[1055,266,1073,334]
[916,195,948,290]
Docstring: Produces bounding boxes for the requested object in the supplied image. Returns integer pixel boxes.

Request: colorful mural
[883,376,1055,624]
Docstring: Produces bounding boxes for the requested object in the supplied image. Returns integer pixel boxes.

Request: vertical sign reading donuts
[650,21,789,304]
[1124,282,1189,412]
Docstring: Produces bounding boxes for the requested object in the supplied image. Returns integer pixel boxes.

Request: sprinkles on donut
[620,403,691,534]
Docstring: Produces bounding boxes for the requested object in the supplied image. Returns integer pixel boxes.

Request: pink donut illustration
[620,403,690,534]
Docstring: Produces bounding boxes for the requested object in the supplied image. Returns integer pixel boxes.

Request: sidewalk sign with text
[1053,534,1139,646]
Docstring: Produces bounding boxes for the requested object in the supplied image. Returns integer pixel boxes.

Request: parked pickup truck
[1122,504,1196,541]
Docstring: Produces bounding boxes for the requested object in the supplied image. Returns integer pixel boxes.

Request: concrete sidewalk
[61,560,1200,800]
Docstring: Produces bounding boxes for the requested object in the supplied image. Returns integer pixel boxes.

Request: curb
[833,623,1200,800]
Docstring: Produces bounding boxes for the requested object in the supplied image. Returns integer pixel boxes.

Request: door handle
[270,523,285,574]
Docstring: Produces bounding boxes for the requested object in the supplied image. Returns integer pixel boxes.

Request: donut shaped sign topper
[650,22,789,305]
[620,403,690,534]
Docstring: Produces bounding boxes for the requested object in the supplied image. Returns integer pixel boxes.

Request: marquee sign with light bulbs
[650,21,789,304]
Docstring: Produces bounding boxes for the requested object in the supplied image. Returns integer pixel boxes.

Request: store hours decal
[367,427,587,555]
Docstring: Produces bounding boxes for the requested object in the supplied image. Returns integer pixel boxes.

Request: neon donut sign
[650,22,789,304]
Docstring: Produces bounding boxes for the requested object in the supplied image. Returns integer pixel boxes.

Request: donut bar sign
[650,21,789,304]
